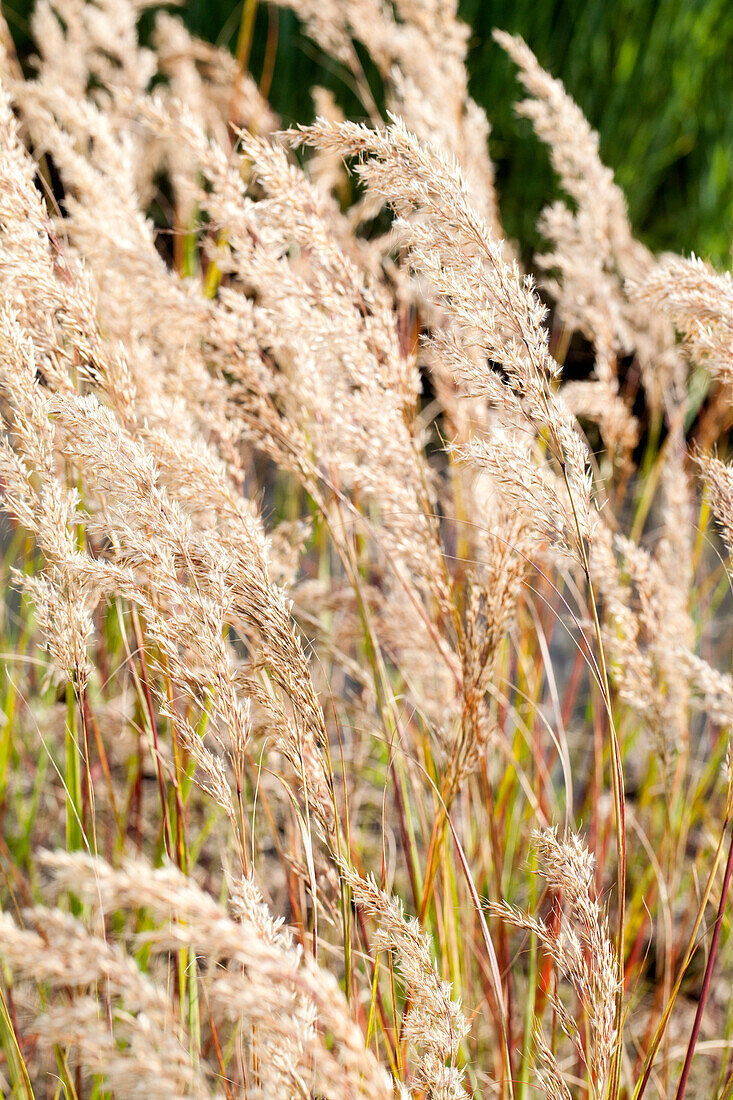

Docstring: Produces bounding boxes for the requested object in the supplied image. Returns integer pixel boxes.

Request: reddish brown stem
[673,819,733,1100]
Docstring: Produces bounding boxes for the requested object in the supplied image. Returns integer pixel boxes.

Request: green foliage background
[4,0,733,264]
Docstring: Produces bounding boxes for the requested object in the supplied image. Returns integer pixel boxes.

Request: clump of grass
[0,3,731,1099]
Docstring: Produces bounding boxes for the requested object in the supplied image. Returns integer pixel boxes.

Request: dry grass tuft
[0,4,731,1099]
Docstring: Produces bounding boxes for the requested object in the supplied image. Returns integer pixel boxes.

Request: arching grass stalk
[632,724,733,1096]
[559,458,626,1100]
[673,811,733,1100]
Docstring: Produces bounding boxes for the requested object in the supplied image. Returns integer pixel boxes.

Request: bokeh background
[3,0,733,264]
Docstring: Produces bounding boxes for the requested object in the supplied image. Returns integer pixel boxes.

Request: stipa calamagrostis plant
[493,829,617,1099]
[0,3,732,1100]
[493,31,686,421]
[2,851,398,1100]
[288,115,595,561]
[289,113,633,1093]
